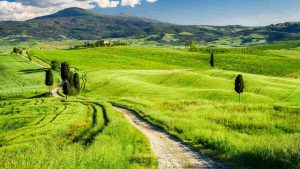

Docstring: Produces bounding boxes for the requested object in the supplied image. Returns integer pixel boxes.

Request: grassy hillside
[30,46,300,76]
[0,53,47,98]
[28,46,300,168]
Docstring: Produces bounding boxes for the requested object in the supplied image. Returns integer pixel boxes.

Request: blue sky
[1,0,300,26]
[94,0,300,26]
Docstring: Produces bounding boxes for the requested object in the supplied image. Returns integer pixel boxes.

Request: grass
[113,98,300,168]
[29,46,300,77]
[0,53,50,99]
[0,99,157,169]
[1,43,300,168]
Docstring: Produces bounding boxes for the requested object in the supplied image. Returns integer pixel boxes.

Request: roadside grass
[113,98,300,169]
[0,99,157,169]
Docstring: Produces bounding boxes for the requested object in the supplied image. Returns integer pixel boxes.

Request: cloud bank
[0,0,158,21]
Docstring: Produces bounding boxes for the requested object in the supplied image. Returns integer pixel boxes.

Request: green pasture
[0,99,157,169]
[1,44,299,168]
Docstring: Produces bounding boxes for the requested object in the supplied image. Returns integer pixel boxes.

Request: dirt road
[114,106,226,169]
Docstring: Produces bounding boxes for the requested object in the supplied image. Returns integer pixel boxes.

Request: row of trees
[61,62,81,98]
[45,61,80,98]
[72,40,127,49]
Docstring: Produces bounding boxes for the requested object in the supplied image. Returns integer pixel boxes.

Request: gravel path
[51,81,65,98]
[51,86,61,98]
[114,106,226,169]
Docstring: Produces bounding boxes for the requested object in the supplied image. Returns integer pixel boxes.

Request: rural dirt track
[114,106,226,169]
[25,54,225,168]
[51,81,65,98]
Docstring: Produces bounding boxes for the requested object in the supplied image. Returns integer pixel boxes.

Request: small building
[95,40,113,47]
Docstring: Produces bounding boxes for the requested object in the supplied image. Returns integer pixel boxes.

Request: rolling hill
[1,7,300,46]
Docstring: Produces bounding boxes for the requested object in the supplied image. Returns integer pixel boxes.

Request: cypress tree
[235,74,245,103]
[210,53,214,67]
[45,69,54,93]
[63,80,71,99]
[61,62,70,81]
[73,73,81,94]
[51,60,60,70]
[68,71,74,87]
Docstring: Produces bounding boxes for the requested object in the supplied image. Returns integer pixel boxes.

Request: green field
[0,54,46,98]
[0,43,299,168]
[28,46,300,168]
[0,99,157,169]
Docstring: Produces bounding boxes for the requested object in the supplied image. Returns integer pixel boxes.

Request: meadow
[28,46,300,168]
[0,43,299,168]
[0,53,47,99]
[0,50,156,169]
[0,98,157,169]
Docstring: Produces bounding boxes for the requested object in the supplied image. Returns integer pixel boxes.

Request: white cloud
[121,0,140,7]
[95,0,119,8]
[0,0,158,21]
[146,0,157,3]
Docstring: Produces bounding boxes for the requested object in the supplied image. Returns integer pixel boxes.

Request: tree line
[45,61,81,99]
[71,40,127,49]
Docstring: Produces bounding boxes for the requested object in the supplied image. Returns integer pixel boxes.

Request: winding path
[114,106,226,169]
[23,54,225,168]
[51,81,65,98]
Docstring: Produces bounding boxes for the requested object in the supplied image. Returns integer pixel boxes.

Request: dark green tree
[235,74,245,103]
[61,62,70,81]
[73,73,81,94]
[51,60,60,70]
[68,71,74,87]
[45,69,54,93]
[210,53,214,67]
[13,47,20,54]
[63,80,71,99]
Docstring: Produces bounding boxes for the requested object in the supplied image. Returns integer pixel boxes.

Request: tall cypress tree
[63,80,71,99]
[235,74,245,103]
[61,62,70,81]
[73,73,81,94]
[210,53,214,67]
[45,69,54,93]
[51,60,60,70]
[68,71,74,87]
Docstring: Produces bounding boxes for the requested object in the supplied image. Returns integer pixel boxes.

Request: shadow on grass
[29,92,52,98]
[19,68,47,74]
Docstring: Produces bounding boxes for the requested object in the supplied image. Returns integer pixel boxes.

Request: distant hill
[0,7,300,46]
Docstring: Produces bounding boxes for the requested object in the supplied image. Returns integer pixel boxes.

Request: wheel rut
[114,106,226,169]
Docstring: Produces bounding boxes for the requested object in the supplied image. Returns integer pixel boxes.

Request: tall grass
[0,99,157,169]
[114,98,300,168]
